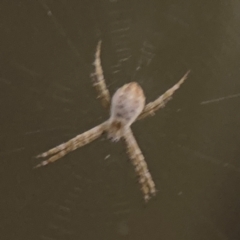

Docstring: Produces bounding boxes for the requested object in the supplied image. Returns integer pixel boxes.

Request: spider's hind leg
[91,40,111,109]
[138,70,190,120]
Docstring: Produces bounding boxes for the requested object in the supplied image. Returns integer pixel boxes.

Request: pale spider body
[108,82,145,141]
[35,40,190,202]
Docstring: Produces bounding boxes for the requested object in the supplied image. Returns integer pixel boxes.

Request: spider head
[107,120,126,142]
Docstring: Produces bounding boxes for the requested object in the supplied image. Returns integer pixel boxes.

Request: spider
[35,40,190,202]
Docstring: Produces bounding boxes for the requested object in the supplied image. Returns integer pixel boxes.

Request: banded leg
[35,121,108,168]
[124,128,156,202]
[138,70,190,120]
[91,40,111,109]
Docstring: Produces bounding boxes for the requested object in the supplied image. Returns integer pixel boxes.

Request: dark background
[1,1,240,239]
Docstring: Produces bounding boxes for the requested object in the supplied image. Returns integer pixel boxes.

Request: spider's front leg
[123,128,156,202]
[138,70,190,120]
[35,121,108,168]
[91,40,111,109]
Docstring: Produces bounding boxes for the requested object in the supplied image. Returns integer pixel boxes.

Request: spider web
[1,0,240,240]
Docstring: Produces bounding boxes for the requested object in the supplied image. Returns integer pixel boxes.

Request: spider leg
[91,40,111,109]
[138,70,190,120]
[123,128,156,202]
[35,121,108,168]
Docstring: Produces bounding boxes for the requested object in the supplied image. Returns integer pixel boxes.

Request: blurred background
[0,1,240,239]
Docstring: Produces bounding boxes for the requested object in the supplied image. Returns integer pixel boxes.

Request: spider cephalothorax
[35,40,190,202]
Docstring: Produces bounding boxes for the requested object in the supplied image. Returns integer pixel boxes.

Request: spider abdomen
[108,82,145,141]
